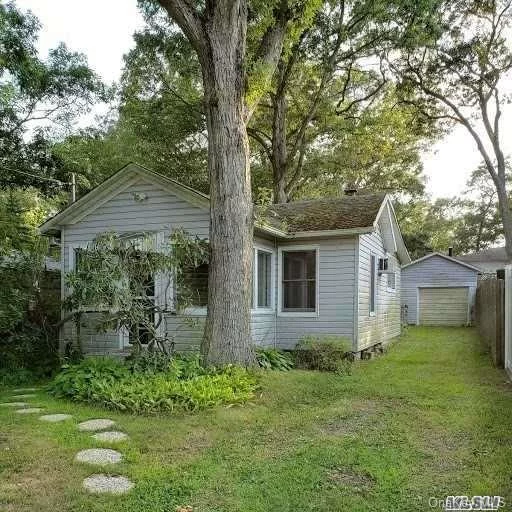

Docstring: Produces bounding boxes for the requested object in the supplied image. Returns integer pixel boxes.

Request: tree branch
[247,127,273,162]
[157,0,205,54]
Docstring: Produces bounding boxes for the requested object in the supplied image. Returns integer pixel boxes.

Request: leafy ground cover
[1,327,511,511]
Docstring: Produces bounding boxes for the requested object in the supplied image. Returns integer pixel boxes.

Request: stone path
[92,431,129,442]
[2,388,134,495]
[40,414,73,422]
[83,474,134,494]
[78,419,116,432]
[16,408,43,414]
[75,448,123,465]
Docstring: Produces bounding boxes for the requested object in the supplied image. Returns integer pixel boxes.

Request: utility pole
[69,173,76,204]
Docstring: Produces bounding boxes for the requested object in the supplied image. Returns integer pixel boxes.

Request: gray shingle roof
[457,246,509,263]
[261,193,387,233]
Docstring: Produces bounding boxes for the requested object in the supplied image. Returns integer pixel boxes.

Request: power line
[0,166,71,186]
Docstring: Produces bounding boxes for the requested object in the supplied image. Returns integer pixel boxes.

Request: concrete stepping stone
[75,448,123,465]
[12,387,40,392]
[40,414,73,423]
[78,419,115,432]
[11,394,37,399]
[16,408,43,414]
[92,431,129,443]
[0,402,28,407]
[82,474,134,494]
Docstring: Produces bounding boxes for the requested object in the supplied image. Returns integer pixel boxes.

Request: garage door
[419,287,469,326]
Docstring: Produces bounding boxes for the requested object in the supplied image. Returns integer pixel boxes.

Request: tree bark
[271,76,289,204]
[491,174,512,261]
[198,5,255,366]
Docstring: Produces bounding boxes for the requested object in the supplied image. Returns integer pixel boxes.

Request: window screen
[282,250,316,312]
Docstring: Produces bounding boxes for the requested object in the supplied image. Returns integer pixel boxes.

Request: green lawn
[1,327,512,511]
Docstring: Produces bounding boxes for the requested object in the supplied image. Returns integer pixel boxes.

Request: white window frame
[369,253,377,316]
[278,245,320,318]
[252,246,275,313]
[178,263,209,316]
[69,231,169,349]
[386,271,396,292]
[384,253,396,293]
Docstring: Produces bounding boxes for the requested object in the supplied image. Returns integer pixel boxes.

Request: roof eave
[402,252,481,272]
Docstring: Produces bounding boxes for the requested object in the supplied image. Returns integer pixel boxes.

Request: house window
[180,263,209,307]
[281,249,317,313]
[387,272,396,290]
[370,254,376,315]
[73,248,83,270]
[255,249,272,308]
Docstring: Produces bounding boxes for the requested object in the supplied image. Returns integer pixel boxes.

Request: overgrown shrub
[293,336,353,374]
[48,356,258,414]
[49,358,130,401]
[85,367,257,414]
[0,368,37,386]
[125,351,207,379]
[255,347,294,371]
[0,322,60,379]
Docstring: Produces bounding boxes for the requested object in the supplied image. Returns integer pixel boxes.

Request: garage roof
[402,252,480,272]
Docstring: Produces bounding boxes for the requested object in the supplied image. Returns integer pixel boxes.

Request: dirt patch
[327,467,375,491]
[319,399,384,437]
[178,429,213,456]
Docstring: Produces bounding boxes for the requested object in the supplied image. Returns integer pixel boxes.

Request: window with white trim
[281,249,317,312]
[255,249,272,308]
[180,263,209,307]
[387,271,396,290]
[370,254,377,315]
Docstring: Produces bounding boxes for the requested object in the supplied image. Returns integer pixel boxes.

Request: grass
[1,327,512,511]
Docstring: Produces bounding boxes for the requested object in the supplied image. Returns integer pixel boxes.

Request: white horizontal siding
[357,229,401,351]
[61,177,210,355]
[401,254,478,325]
[275,238,356,350]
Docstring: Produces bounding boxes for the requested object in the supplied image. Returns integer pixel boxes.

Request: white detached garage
[401,253,480,326]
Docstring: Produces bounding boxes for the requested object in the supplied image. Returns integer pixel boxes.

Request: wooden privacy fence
[505,266,512,378]
[475,278,505,368]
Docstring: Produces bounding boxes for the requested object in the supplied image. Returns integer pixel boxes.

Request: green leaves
[255,347,294,370]
[48,356,258,414]
[0,2,108,193]
[294,335,353,374]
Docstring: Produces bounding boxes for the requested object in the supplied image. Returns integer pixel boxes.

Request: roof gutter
[255,223,374,240]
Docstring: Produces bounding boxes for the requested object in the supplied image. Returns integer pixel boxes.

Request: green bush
[126,351,207,379]
[0,368,37,386]
[293,336,353,374]
[0,322,59,378]
[255,347,294,371]
[86,366,257,414]
[49,357,129,401]
[48,356,258,414]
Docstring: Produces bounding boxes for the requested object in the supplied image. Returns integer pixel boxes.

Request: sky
[15,0,512,199]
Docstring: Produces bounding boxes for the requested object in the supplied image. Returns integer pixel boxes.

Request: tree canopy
[0,1,108,193]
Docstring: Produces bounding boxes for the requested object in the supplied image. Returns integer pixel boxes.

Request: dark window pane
[370,255,376,313]
[283,251,316,280]
[257,251,271,307]
[74,248,82,270]
[181,263,209,307]
[282,250,316,312]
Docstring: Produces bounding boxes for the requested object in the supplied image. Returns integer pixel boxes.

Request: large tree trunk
[271,85,288,204]
[199,9,255,366]
[494,178,512,261]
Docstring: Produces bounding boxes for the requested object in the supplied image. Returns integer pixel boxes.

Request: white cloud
[15,0,143,83]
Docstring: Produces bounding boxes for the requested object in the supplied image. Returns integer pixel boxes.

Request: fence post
[505,265,512,379]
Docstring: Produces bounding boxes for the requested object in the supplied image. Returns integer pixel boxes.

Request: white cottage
[40,163,410,356]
